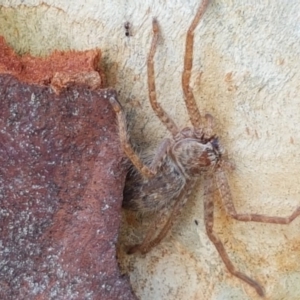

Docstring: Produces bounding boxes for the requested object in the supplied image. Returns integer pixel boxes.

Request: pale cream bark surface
[1,0,300,299]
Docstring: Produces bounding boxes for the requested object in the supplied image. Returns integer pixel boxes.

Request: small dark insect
[124,21,132,37]
[194,220,199,226]
[110,0,300,297]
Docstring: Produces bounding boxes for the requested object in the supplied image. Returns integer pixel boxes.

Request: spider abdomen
[123,155,186,214]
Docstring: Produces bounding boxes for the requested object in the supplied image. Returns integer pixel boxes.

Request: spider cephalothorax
[110,0,300,297]
[171,136,221,177]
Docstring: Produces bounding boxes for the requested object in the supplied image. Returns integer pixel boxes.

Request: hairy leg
[203,175,264,296]
[110,96,175,179]
[203,113,214,138]
[128,180,194,254]
[215,169,300,223]
[149,138,172,171]
[127,208,169,254]
[147,19,179,136]
[182,0,210,128]
[109,96,155,178]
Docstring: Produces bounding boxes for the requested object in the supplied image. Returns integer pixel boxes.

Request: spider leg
[122,137,173,212]
[109,96,155,178]
[127,208,168,255]
[149,138,172,171]
[215,169,300,224]
[128,180,194,254]
[182,0,210,128]
[203,113,214,138]
[148,19,179,136]
[203,175,265,297]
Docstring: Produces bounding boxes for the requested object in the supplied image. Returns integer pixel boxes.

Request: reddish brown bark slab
[0,38,136,300]
[0,36,104,93]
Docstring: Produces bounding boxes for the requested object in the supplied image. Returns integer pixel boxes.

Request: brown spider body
[123,134,220,214]
[123,151,187,214]
[110,0,300,297]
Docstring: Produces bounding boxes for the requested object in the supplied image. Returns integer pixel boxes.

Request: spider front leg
[147,19,179,136]
[128,180,195,254]
[203,175,265,297]
[110,96,173,178]
[182,0,210,128]
[215,169,300,224]
[109,96,155,178]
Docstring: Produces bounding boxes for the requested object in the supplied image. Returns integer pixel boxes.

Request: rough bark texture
[0,40,136,300]
[1,1,300,299]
